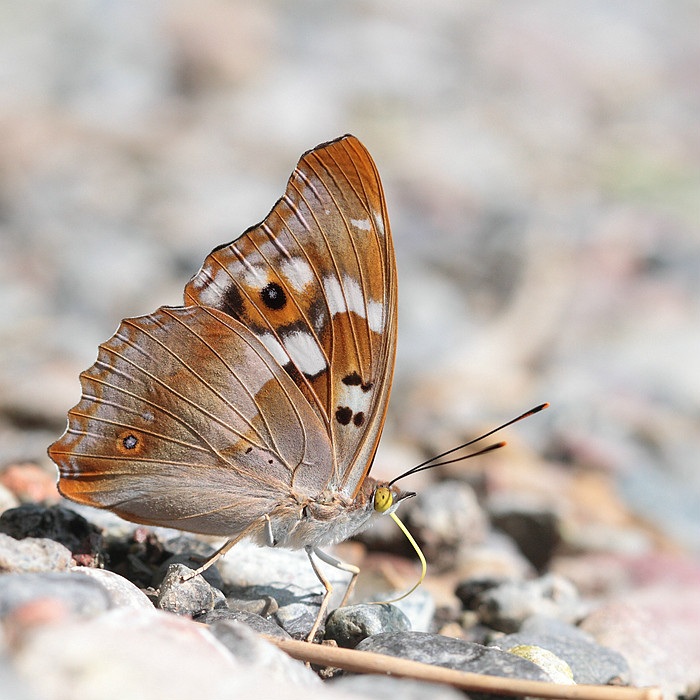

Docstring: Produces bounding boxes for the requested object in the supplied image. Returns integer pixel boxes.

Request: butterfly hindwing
[185,135,397,497]
[50,305,334,535]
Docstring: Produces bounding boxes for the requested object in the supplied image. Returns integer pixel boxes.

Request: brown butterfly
[48,135,413,640]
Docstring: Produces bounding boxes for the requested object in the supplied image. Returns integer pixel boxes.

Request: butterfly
[48,134,414,641]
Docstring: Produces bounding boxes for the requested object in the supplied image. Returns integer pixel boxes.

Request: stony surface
[490,624,630,685]
[0,571,112,619]
[324,603,411,648]
[0,505,103,562]
[356,631,552,680]
[156,563,226,617]
[470,574,589,633]
[206,611,291,639]
[0,533,74,573]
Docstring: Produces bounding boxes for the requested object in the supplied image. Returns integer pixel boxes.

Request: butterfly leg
[181,518,262,582]
[304,546,361,641]
[311,547,360,608]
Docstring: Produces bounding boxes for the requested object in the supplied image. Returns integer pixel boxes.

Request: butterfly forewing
[50,305,334,535]
[185,135,397,497]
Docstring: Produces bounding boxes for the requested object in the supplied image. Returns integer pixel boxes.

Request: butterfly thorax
[256,478,411,551]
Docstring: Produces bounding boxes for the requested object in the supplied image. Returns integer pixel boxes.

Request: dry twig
[264,636,662,700]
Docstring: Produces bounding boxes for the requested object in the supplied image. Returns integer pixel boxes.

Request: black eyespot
[123,434,138,450]
[261,282,286,310]
[353,412,365,427]
[268,459,274,464]
[335,406,353,425]
[245,447,253,454]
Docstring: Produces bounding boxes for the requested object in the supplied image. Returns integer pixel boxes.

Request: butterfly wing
[185,135,397,498]
[49,305,334,536]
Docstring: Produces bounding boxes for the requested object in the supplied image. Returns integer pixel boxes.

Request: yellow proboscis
[369,511,427,605]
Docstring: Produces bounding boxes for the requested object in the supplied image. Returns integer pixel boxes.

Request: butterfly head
[372,483,414,516]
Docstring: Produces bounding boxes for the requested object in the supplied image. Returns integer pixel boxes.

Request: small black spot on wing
[353,412,365,427]
[221,283,245,318]
[335,406,353,425]
[342,371,373,392]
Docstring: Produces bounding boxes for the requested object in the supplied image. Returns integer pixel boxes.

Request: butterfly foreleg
[180,517,265,582]
[311,547,360,607]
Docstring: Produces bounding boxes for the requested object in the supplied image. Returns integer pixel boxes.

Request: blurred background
[0,0,697,564]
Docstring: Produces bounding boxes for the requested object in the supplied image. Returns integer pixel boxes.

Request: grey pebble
[153,553,224,591]
[0,571,112,618]
[489,626,630,685]
[205,610,290,639]
[69,566,154,611]
[0,533,74,573]
[472,574,588,632]
[207,620,319,687]
[156,563,226,616]
[355,631,552,680]
[324,603,411,648]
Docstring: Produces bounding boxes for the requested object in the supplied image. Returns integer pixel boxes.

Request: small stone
[209,619,316,687]
[0,463,60,503]
[490,625,629,685]
[156,564,226,616]
[0,483,19,516]
[381,588,436,633]
[0,533,74,573]
[355,631,551,680]
[454,531,535,580]
[402,480,488,565]
[324,603,410,648]
[225,594,278,617]
[489,497,561,572]
[506,645,575,684]
[0,504,103,559]
[69,567,154,611]
[153,553,223,591]
[0,572,112,619]
[205,610,290,639]
[474,574,588,632]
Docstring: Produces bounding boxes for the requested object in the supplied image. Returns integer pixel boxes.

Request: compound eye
[374,486,393,513]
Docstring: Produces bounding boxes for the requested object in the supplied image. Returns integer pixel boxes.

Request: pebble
[580,583,700,700]
[490,621,630,685]
[9,607,332,700]
[355,631,552,680]
[0,572,112,619]
[69,566,154,611]
[506,644,575,684]
[153,553,224,591]
[488,494,561,571]
[402,480,488,565]
[0,504,103,561]
[324,603,410,648]
[209,619,318,687]
[470,574,588,633]
[217,541,351,638]
[156,563,226,617]
[206,610,290,639]
[454,531,535,581]
[0,533,74,573]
